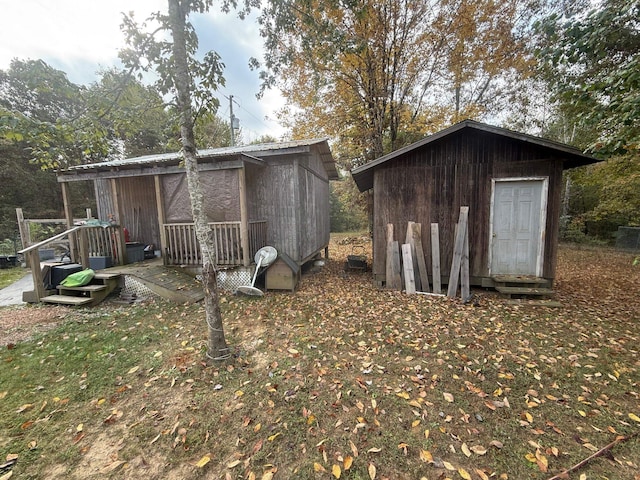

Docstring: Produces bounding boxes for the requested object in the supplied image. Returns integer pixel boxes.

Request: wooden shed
[57,139,338,271]
[351,120,600,288]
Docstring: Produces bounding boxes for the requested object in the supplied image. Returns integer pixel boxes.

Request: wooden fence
[164,221,267,266]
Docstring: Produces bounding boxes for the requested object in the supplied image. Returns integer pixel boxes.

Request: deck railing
[164,221,267,266]
[85,225,125,265]
[17,224,125,302]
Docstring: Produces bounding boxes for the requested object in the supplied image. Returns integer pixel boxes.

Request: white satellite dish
[236,246,278,296]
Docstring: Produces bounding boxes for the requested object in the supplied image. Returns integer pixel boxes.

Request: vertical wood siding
[373,129,564,284]
[245,147,330,264]
[118,176,160,248]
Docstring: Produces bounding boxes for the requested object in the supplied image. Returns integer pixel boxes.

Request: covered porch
[58,150,269,270]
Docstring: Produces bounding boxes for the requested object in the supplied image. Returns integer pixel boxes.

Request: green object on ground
[60,269,95,287]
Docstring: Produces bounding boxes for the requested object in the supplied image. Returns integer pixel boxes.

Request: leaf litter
[0,239,639,479]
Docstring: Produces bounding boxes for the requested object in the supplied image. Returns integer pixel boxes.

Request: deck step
[492,275,550,287]
[58,284,108,293]
[495,286,554,296]
[506,299,563,308]
[94,273,121,281]
[41,295,94,306]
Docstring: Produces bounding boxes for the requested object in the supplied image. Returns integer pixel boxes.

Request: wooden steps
[493,275,558,305]
[41,272,121,307]
[495,286,555,297]
[39,294,94,306]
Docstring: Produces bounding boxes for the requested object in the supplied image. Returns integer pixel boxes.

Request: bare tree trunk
[168,0,229,361]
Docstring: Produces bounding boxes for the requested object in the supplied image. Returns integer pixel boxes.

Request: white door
[490,179,547,276]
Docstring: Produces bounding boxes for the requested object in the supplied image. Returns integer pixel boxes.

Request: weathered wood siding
[245,148,330,264]
[94,178,115,221]
[297,152,331,262]
[118,176,160,248]
[94,177,160,248]
[372,129,563,285]
[246,157,299,260]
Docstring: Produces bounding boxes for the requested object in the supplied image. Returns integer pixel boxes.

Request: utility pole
[229,95,235,146]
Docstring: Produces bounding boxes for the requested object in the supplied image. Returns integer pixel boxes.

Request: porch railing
[164,221,267,266]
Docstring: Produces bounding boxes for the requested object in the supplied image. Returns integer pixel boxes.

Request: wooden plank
[385,224,395,289]
[154,175,168,264]
[461,217,470,302]
[16,208,29,250]
[495,286,554,296]
[27,249,45,301]
[40,295,93,306]
[387,239,402,290]
[58,285,107,293]
[401,243,416,294]
[447,206,469,298]
[431,223,441,294]
[405,222,421,291]
[411,223,430,292]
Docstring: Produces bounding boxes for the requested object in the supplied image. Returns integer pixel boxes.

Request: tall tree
[87,68,172,158]
[535,0,639,156]
[257,0,538,167]
[0,59,111,169]
[120,0,233,361]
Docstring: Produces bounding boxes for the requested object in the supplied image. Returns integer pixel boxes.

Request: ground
[0,235,639,480]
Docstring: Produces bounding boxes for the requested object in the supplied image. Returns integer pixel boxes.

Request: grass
[1,239,639,479]
[0,266,27,289]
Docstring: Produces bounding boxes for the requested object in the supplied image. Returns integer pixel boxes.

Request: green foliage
[87,68,172,158]
[535,0,640,156]
[562,156,640,241]
[119,5,227,125]
[0,59,112,169]
[329,175,368,232]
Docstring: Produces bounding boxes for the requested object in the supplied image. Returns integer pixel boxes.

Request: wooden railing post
[78,228,89,269]
[16,208,29,251]
[27,249,45,300]
[238,167,250,267]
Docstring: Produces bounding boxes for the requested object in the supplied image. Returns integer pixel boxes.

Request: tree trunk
[167,0,229,361]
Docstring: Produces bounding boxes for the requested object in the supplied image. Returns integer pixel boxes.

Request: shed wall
[372,130,563,285]
[297,152,331,262]
[246,157,299,260]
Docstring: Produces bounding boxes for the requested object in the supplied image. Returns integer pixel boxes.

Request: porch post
[61,181,78,262]
[111,178,128,264]
[238,166,250,267]
[154,175,168,265]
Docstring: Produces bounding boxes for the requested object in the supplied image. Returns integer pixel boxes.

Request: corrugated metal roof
[351,120,600,191]
[62,138,339,179]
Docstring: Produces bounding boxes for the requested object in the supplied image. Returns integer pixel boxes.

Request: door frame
[488,177,549,277]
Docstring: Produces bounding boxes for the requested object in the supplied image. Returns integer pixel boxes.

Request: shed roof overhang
[57,138,339,183]
[351,120,600,192]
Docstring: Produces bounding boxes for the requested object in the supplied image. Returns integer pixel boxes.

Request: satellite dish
[236,246,278,297]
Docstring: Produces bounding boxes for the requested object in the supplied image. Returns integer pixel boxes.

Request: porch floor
[104,258,204,304]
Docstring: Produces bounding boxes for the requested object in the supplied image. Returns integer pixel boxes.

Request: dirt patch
[0,305,69,346]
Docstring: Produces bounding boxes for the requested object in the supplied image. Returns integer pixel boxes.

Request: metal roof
[351,120,600,191]
[60,138,339,180]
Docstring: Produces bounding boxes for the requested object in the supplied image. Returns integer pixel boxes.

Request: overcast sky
[0,0,287,143]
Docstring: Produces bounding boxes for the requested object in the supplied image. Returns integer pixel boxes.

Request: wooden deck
[104,258,204,304]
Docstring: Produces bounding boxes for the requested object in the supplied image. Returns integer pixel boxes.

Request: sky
[0,0,287,143]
